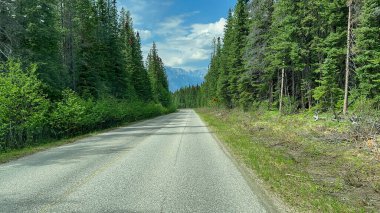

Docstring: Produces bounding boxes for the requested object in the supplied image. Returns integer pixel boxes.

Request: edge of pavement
[194,109,294,213]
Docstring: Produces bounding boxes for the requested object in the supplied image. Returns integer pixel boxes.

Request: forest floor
[197,108,380,212]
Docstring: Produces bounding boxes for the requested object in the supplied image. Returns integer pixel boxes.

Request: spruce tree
[313,0,348,111]
[15,0,67,99]
[75,0,99,98]
[204,37,221,105]
[228,0,249,107]
[132,33,153,102]
[147,43,171,107]
[239,0,273,109]
[355,0,380,103]
[217,10,234,108]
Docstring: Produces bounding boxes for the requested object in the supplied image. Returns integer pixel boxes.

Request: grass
[196,108,380,213]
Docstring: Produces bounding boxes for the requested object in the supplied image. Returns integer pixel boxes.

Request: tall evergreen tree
[313,0,348,111]
[239,0,274,109]
[15,0,67,99]
[228,0,249,107]
[217,10,234,108]
[132,33,153,102]
[204,37,221,105]
[355,0,380,103]
[147,43,171,107]
[75,0,99,98]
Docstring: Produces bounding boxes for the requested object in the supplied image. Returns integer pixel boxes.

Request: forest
[0,0,173,151]
[173,0,380,211]
[174,0,379,115]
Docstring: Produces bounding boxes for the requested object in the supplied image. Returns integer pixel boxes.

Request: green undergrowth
[197,108,380,213]
[0,61,176,152]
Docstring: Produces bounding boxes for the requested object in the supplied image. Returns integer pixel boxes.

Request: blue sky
[118,0,236,71]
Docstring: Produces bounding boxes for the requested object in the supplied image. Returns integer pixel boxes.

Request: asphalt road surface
[0,109,276,213]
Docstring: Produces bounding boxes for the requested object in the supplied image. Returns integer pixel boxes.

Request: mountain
[165,67,206,92]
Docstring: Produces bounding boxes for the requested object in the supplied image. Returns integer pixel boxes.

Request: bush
[0,61,176,151]
[0,60,49,150]
[49,92,173,139]
[350,97,380,141]
[50,90,90,137]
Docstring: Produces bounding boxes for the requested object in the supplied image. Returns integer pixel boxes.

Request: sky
[118,0,236,71]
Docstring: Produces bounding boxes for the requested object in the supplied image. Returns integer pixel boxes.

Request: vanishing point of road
[0,109,278,212]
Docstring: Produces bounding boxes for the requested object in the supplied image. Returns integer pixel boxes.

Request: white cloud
[119,0,226,70]
[119,0,173,26]
[136,29,152,41]
[152,17,226,70]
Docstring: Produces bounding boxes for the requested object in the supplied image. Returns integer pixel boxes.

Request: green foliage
[0,60,49,150]
[192,0,378,114]
[173,85,203,109]
[50,90,169,138]
[14,0,67,99]
[0,1,174,153]
[147,43,171,107]
[355,0,380,103]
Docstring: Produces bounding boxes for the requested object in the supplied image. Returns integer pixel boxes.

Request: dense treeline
[0,0,172,150]
[175,0,379,114]
[173,85,203,108]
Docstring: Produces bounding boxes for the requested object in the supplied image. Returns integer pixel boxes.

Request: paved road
[0,109,274,212]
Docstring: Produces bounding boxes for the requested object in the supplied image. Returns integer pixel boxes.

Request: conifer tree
[15,0,67,99]
[228,0,249,107]
[204,37,221,105]
[108,0,127,98]
[147,43,171,107]
[217,10,234,108]
[355,0,380,103]
[313,0,348,111]
[239,0,273,109]
[75,0,99,98]
[132,33,153,102]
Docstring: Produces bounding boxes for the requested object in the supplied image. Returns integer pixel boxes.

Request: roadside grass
[197,108,380,212]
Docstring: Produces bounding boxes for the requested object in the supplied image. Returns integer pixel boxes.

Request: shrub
[0,60,49,150]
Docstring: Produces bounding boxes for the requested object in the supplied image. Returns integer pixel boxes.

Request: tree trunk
[279,67,285,114]
[343,0,353,116]
[269,79,273,109]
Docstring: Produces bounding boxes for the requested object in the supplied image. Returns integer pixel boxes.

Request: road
[0,109,276,213]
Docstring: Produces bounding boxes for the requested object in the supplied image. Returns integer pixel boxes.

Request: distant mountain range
[165,67,206,92]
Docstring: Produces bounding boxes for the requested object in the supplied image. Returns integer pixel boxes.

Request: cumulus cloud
[152,17,226,70]
[119,0,226,70]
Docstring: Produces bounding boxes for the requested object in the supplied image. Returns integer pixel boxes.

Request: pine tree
[147,43,171,107]
[313,0,348,111]
[228,0,249,107]
[239,0,274,109]
[75,0,99,98]
[132,33,153,102]
[204,37,221,105]
[15,0,67,99]
[107,0,127,98]
[355,0,380,103]
[266,0,300,111]
[217,10,234,108]
[60,0,77,91]
[120,9,138,100]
